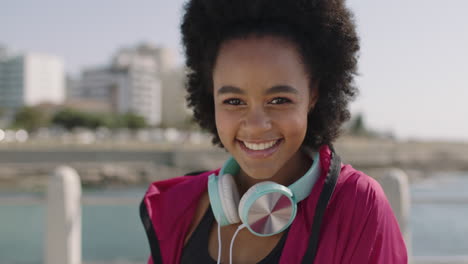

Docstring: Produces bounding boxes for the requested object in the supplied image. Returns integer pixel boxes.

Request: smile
[237,139,283,158]
[243,140,279,151]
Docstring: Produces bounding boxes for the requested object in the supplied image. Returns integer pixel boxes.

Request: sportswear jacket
[141,145,408,263]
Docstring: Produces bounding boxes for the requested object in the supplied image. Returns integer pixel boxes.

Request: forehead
[213,36,310,92]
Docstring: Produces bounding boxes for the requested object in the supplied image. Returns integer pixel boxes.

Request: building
[0,52,65,110]
[65,75,82,100]
[160,66,192,128]
[0,44,9,60]
[117,43,190,128]
[79,45,163,126]
[77,43,191,127]
[79,66,118,110]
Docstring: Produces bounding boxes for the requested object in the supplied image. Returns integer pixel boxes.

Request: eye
[269,97,292,104]
[223,98,245,105]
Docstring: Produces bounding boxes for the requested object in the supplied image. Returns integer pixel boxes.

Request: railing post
[379,168,412,262]
[45,166,82,264]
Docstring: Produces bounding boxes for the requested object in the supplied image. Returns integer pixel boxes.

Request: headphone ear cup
[238,183,254,220]
[238,181,270,224]
[238,181,296,236]
[218,173,241,224]
[208,174,229,226]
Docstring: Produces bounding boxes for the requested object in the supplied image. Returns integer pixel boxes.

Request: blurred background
[0,0,467,263]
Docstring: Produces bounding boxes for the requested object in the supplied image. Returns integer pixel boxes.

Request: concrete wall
[1,139,467,171]
[1,138,467,190]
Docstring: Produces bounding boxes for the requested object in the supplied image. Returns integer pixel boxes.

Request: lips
[243,140,278,150]
[237,139,283,158]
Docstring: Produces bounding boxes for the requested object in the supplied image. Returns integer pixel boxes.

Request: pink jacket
[142,145,408,263]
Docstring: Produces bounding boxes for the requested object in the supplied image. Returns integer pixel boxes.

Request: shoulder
[315,164,407,262]
[325,165,407,262]
[142,170,217,219]
[333,164,388,210]
[326,164,397,228]
[144,170,216,199]
[141,170,218,240]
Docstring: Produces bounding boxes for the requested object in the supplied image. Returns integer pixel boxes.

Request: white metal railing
[1,166,467,264]
[409,191,468,264]
[377,169,468,264]
[0,166,141,264]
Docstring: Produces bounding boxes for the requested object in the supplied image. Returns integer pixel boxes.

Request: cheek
[275,109,309,138]
[215,108,238,143]
[290,116,309,137]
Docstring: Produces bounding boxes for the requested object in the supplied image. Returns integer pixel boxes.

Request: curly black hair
[181,0,360,149]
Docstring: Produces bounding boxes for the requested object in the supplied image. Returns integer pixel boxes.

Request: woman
[140,0,408,263]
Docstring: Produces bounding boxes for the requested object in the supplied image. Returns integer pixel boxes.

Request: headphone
[208,149,321,237]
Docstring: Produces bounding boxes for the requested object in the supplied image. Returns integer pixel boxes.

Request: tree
[52,108,107,130]
[11,106,49,132]
[119,112,147,130]
[51,109,148,130]
[350,113,366,135]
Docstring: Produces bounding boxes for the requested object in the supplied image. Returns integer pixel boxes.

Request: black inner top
[180,206,289,264]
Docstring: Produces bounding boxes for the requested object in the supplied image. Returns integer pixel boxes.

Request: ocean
[1,173,468,263]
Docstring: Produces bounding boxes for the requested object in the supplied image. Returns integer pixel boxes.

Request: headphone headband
[218,149,321,203]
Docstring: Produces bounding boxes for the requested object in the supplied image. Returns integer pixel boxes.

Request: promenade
[1,137,467,190]
[1,137,467,263]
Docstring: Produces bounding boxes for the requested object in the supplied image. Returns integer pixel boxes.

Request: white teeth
[243,140,278,151]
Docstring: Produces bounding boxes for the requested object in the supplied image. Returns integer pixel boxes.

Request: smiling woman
[213,37,316,186]
[140,0,408,263]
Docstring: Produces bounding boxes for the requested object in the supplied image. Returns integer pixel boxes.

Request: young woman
[140,0,408,263]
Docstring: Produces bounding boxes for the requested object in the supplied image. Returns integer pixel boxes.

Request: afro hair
[181,0,360,149]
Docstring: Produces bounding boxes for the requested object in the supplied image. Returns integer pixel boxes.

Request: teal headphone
[208,150,321,237]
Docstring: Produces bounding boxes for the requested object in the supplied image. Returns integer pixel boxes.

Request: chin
[242,166,280,180]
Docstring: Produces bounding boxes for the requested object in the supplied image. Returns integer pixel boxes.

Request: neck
[235,150,313,196]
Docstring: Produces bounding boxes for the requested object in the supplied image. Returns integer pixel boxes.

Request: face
[213,35,319,181]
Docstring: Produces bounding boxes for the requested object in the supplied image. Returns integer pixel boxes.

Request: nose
[242,106,272,134]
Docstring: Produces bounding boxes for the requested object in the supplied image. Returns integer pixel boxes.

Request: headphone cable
[229,224,246,264]
[216,219,222,264]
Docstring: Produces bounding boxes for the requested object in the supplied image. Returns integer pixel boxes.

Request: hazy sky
[1,0,467,141]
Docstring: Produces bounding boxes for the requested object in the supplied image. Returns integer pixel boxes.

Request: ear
[308,78,320,111]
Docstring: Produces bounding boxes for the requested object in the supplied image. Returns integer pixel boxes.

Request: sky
[1,0,467,141]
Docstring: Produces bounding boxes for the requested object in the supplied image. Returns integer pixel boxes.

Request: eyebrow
[216,85,298,96]
[265,85,298,95]
[217,85,245,96]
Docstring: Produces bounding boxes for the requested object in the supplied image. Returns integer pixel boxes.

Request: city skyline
[1,0,467,141]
